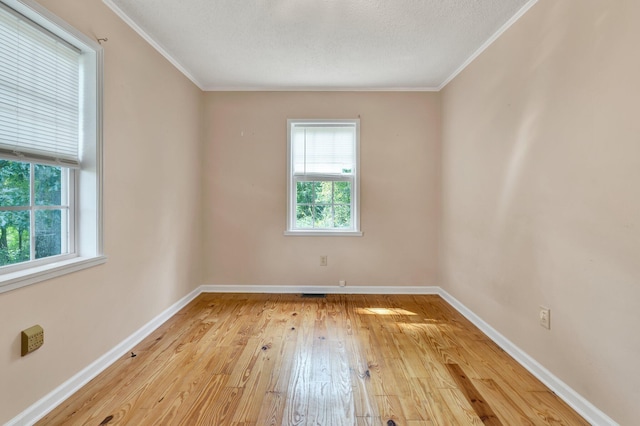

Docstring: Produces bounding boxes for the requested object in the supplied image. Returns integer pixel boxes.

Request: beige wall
[2,0,636,423]
[441,0,640,423]
[0,0,203,423]
[203,92,440,288]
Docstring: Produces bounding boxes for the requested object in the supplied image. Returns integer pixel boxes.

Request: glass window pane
[296,205,313,228]
[314,181,332,204]
[35,164,62,206]
[35,209,66,259]
[0,160,30,207]
[334,181,351,204]
[296,181,313,204]
[0,210,31,266]
[314,205,332,228]
[334,205,351,228]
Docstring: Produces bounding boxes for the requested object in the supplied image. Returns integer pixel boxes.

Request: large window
[286,119,362,236]
[0,0,104,293]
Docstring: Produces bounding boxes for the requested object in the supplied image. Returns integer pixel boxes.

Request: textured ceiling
[104,0,536,91]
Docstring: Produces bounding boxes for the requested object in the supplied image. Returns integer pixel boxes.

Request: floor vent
[301,293,326,298]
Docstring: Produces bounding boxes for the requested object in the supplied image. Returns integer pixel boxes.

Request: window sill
[0,255,107,294]
[284,230,363,237]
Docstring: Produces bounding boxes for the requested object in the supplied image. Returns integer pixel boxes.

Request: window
[286,119,362,236]
[0,161,73,266]
[0,0,104,293]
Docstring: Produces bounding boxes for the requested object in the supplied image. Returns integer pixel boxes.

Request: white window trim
[285,119,362,236]
[0,0,105,294]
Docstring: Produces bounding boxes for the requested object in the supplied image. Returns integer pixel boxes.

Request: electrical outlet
[320,255,327,266]
[339,280,346,287]
[21,325,44,356]
[539,307,551,329]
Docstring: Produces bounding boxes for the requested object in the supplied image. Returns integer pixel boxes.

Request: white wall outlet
[320,255,327,266]
[339,280,346,287]
[539,306,551,329]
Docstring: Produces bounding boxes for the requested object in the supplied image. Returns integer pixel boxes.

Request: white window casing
[0,0,105,293]
[285,119,362,236]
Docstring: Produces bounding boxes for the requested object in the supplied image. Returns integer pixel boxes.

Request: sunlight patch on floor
[357,307,418,316]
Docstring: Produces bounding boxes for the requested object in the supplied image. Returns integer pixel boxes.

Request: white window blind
[0,3,81,167]
[291,123,356,176]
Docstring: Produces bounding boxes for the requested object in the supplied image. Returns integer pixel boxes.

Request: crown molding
[104,0,540,93]
[101,0,205,90]
[202,86,441,92]
[438,0,539,90]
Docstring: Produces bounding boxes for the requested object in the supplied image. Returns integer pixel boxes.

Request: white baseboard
[200,284,440,295]
[8,284,615,426]
[6,286,202,426]
[438,289,618,426]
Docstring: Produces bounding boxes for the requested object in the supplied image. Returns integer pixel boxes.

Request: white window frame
[0,0,105,294]
[0,163,75,269]
[285,119,362,236]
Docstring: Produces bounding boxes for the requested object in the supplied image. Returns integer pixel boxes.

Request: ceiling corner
[437,0,540,91]
[101,0,206,90]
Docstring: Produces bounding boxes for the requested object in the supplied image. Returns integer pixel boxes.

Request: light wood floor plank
[37,294,588,426]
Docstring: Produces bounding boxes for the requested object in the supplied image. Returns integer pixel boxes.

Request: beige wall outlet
[21,325,44,356]
[539,307,551,330]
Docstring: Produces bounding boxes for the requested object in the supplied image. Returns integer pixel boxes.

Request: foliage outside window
[286,119,361,235]
[0,160,72,267]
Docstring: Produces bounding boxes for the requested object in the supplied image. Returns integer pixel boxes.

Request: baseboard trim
[6,286,202,426]
[200,284,440,295]
[438,289,618,426]
[8,284,615,426]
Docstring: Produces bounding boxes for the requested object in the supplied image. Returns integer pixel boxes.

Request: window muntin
[0,159,74,269]
[295,180,352,229]
[287,119,361,235]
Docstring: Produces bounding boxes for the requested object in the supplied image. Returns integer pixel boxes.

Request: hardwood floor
[38,294,588,425]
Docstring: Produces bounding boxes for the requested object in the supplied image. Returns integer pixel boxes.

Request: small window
[286,119,362,236]
[0,0,104,292]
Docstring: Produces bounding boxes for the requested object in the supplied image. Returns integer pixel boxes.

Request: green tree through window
[0,160,67,267]
[295,181,352,228]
